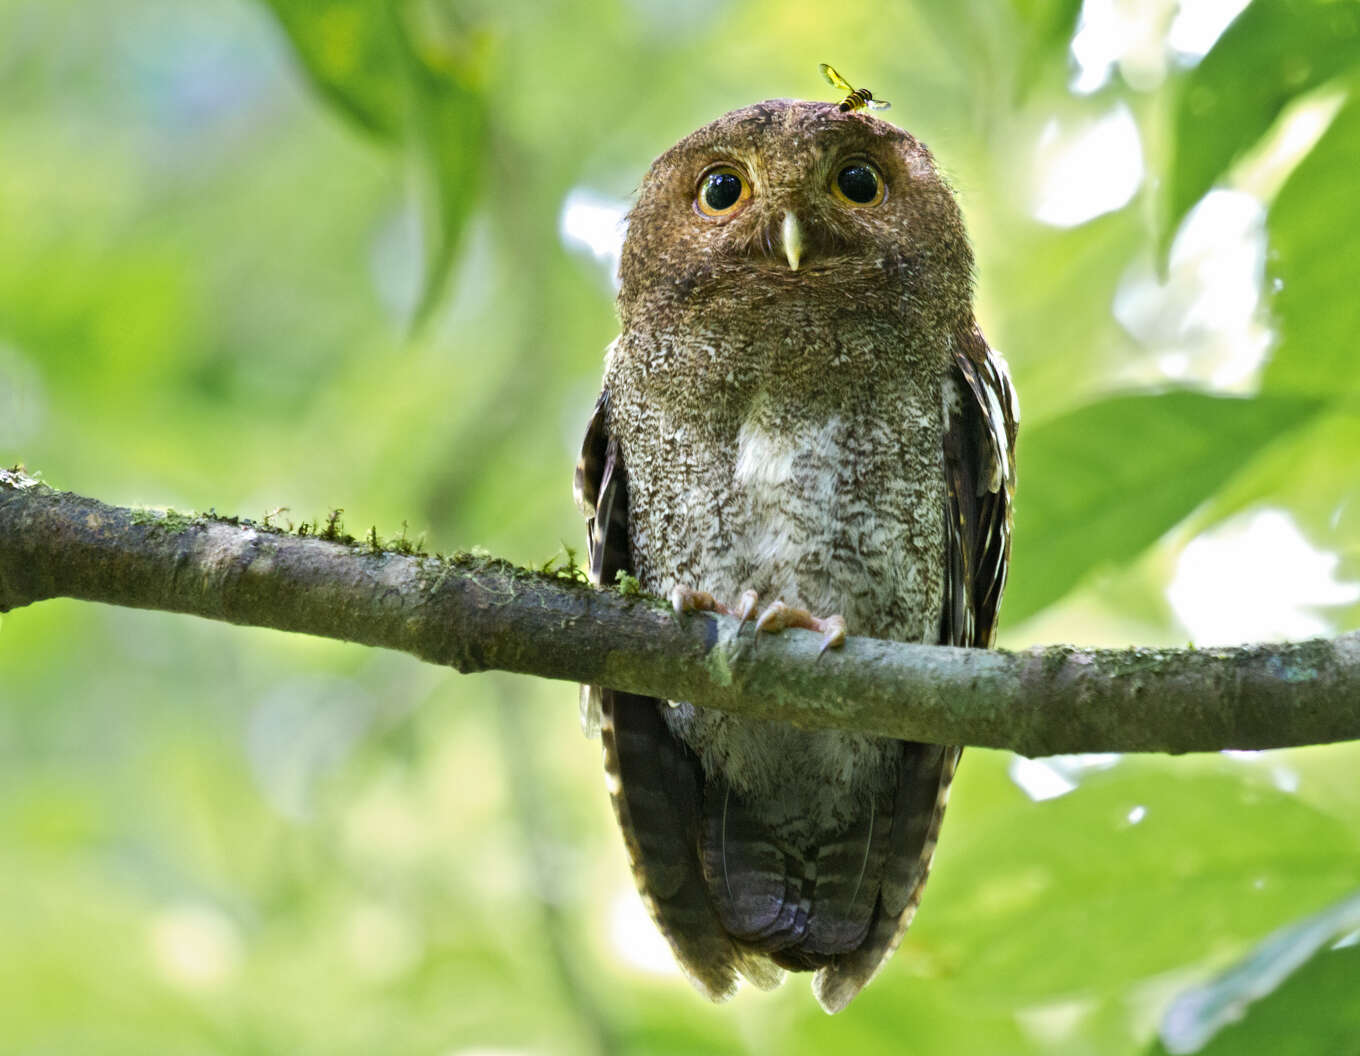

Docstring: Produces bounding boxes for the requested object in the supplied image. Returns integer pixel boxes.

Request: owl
[573,98,1017,1013]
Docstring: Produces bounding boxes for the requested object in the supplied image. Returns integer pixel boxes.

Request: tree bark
[2,468,1357,756]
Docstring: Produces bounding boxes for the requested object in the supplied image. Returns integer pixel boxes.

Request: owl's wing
[574,389,631,595]
[573,388,631,737]
[940,324,1019,649]
[573,387,776,1000]
[813,326,1019,1012]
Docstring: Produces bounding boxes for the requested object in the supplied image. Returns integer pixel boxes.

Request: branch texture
[2,469,1357,756]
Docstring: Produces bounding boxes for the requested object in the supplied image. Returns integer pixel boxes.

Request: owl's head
[618,99,974,336]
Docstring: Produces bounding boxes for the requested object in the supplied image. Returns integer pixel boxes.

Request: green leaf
[1163,0,1360,251]
[925,756,1360,1001]
[260,0,485,328]
[1154,889,1360,1055]
[1005,390,1320,624]
[388,22,485,330]
[1262,94,1360,396]
[1010,0,1083,97]
[262,0,408,139]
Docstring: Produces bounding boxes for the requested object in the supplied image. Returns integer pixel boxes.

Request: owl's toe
[753,601,847,654]
[753,600,793,637]
[672,586,761,628]
[671,586,718,617]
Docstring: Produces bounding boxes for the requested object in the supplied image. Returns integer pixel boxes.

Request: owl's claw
[734,588,759,626]
[754,601,847,655]
[816,614,848,655]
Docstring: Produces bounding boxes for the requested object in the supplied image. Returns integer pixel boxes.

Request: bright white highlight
[609,889,680,976]
[1009,754,1122,802]
[148,904,243,991]
[1167,509,1360,646]
[1115,190,1270,392]
[1071,0,1247,95]
[1127,805,1147,824]
[1016,996,1097,1045]
[1032,104,1144,227]
[1009,757,1077,802]
[1168,0,1252,60]
[559,188,629,289]
[1271,766,1300,794]
[1071,0,1173,93]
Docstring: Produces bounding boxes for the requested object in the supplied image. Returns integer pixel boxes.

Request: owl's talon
[735,589,759,628]
[817,614,847,656]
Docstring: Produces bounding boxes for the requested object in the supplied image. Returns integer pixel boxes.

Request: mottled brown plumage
[574,99,1017,1012]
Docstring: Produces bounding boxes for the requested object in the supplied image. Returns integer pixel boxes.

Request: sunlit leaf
[1182,104,1360,582]
[1006,390,1320,624]
[1262,95,1360,396]
[1162,0,1360,251]
[1010,0,1083,97]
[926,756,1360,1003]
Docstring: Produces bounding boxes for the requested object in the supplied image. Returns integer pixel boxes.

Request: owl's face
[618,100,973,336]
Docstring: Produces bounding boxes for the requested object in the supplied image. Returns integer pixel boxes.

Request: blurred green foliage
[2,0,1359,1052]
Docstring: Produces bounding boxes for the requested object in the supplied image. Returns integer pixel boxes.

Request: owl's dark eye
[832,161,886,207]
[696,166,750,218]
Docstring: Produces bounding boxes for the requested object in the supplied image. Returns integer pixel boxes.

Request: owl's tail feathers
[813,742,960,1013]
[694,741,960,1014]
[698,778,894,963]
[600,691,786,1001]
[601,691,958,1012]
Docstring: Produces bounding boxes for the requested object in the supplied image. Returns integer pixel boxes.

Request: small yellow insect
[819,63,891,113]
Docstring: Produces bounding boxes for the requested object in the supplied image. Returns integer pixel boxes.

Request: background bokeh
[3,0,1360,1052]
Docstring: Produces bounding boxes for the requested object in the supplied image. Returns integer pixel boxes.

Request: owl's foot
[754,600,847,656]
[671,589,846,656]
[671,587,760,626]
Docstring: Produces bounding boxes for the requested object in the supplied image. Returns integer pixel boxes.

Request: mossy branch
[2,468,1358,756]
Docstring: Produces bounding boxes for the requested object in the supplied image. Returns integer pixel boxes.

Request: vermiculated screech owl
[574,98,1017,1013]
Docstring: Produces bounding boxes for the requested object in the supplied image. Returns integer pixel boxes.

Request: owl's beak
[781,211,804,271]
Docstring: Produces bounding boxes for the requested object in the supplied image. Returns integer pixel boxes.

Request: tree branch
[2,468,1357,756]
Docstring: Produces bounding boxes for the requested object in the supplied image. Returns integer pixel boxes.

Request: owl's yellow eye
[696,166,750,218]
[831,161,885,207]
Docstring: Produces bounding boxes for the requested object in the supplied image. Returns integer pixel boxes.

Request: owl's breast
[726,405,944,641]
[619,386,946,645]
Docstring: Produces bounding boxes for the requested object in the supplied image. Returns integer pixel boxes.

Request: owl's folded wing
[574,389,631,596]
[941,325,1019,649]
